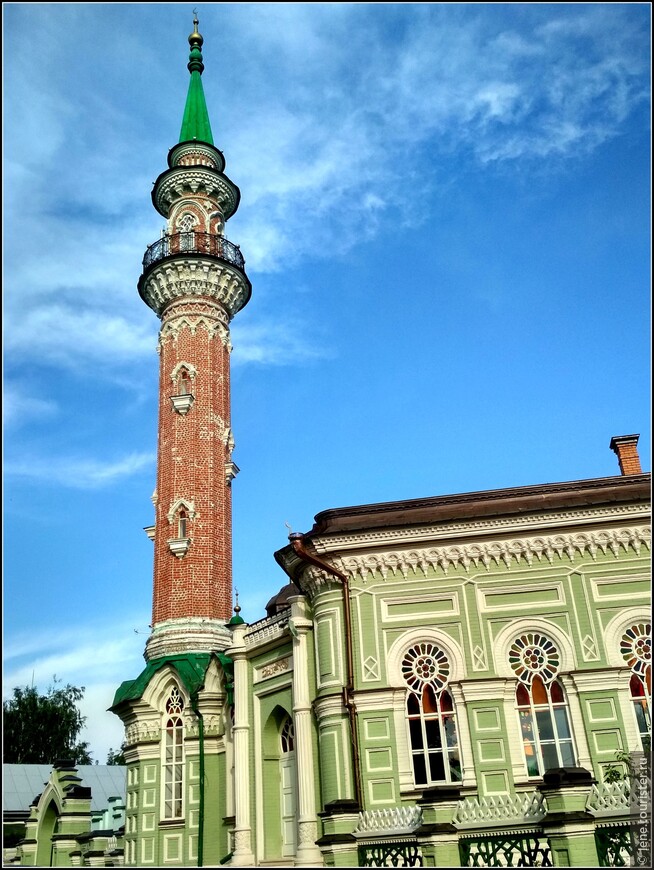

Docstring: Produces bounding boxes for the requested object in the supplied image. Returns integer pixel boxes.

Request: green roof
[110,651,234,709]
[111,653,212,709]
[179,17,214,145]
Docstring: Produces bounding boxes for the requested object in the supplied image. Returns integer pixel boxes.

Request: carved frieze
[142,258,249,320]
[153,167,238,219]
[333,525,650,583]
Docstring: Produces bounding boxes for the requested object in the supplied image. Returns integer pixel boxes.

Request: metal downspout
[190,694,205,867]
[289,533,364,809]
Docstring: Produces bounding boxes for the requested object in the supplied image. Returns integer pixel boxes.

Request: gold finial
[234,588,241,614]
[189,9,203,46]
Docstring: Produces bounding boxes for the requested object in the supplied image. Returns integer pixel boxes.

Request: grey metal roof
[3,765,126,813]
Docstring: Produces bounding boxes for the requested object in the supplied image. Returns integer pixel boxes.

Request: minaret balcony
[142,231,246,275]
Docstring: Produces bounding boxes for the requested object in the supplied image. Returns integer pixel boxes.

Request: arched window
[163,687,184,819]
[178,368,192,396]
[510,633,576,777]
[281,716,295,753]
[178,509,188,539]
[402,642,461,785]
[620,622,651,751]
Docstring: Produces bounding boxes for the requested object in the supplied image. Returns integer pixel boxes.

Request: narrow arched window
[402,642,461,785]
[510,633,576,777]
[621,622,651,751]
[178,368,192,396]
[163,687,184,819]
[281,716,295,753]
[178,509,188,539]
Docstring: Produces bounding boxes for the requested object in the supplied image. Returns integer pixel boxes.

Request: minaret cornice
[168,140,226,172]
[152,165,240,219]
[138,256,251,320]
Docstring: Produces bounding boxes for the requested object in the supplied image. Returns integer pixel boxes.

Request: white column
[289,596,324,866]
[227,622,255,866]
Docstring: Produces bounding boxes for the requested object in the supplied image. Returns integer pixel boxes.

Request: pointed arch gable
[167,498,196,525]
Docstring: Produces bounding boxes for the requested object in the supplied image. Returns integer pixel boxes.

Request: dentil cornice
[331,524,650,583]
[154,167,238,218]
[141,257,250,320]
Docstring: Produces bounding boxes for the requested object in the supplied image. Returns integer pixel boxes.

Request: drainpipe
[289,533,364,809]
[189,693,205,867]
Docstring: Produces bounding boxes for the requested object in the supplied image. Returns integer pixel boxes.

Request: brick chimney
[609,434,642,475]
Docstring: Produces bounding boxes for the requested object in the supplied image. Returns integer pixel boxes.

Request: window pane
[554,707,572,739]
[409,718,423,750]
[550,680,564,704]
[440,691,453,713]
[516,683,530,707]
[519,710,535,741]
[423,684,438,714]
[412,754,427,785]
[541,742,559,772]
[428,751,446,782]
[443,716,458,747]
[407,693,420,715]
[635,700,651,735]
[631,674,646,698]
[523,742,540,777]
[560,741,576,767]
[425,719,442,749]
[536,709,555,742]
[531,675,548,705]
[449,750,462,782]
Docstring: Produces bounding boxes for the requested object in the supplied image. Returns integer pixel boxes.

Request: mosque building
[6,17,650,869]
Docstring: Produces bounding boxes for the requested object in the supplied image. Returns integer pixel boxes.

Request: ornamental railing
[142,231,245,272]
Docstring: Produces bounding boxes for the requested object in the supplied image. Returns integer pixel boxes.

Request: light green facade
[108,475,650,867]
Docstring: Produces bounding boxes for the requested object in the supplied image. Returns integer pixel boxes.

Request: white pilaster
[289,596,324,866]
[227,622,255,866]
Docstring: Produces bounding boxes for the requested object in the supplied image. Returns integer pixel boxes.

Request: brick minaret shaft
[138,17,251,660]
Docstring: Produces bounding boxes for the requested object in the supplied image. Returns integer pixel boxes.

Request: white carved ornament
[453,791,547,827]
[336,526,651,583]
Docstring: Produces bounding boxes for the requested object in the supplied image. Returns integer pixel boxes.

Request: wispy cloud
[5,305,157,369]
[3,385,58,428]
[232,318,333,366]
[3,4,648,373]
[3,617,149,763]
[5,451,155,489]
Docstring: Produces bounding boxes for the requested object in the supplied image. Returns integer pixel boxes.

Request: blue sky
[3,3,651,762]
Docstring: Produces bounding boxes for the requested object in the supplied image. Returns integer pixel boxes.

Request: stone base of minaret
[145,617,232,660]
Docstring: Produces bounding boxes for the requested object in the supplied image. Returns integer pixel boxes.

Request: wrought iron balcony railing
[142,231,245,272]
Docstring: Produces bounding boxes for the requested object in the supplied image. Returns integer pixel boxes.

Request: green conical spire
[179,13,214,145]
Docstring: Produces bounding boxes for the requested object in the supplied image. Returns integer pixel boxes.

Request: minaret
[139,14,251,660]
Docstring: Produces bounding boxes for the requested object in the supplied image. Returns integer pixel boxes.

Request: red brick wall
[152,296,234,624]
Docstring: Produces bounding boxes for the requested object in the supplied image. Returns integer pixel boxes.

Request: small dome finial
[189,10,204,50]
[234,588,241,614]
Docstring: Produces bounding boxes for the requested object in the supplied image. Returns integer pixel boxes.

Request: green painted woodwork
[484,588,561,607]
[594,578,649,598]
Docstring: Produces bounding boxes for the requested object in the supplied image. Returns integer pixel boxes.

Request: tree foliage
[3,678,93,764]
[106,745,126,765]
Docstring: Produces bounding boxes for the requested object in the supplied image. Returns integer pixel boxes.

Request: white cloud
[3,385,58,428]
[3,4,648,373]
[232,318,332,366]
[5,451,155,489]
[3,618,148,763]
[5,305,157,369]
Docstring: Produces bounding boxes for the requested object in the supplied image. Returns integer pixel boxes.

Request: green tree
[3,678,93,764]
[106,745,126,765]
